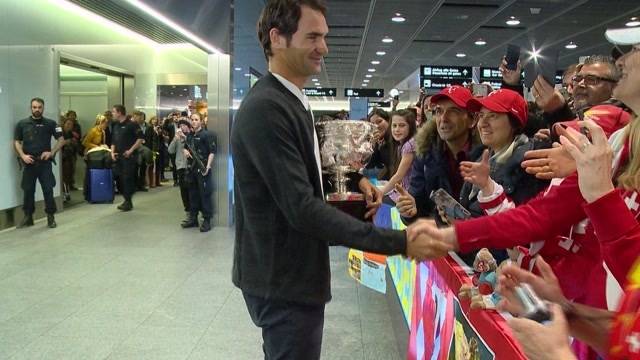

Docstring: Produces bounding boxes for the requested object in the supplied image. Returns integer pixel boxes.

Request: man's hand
[40,151,52,161]
[123,149,133,158]
[202,166,211,176]
[358,177,382,219]
[522,143,576,180]
[460,149,492,193]
[394,184,417,218]
[532,76,565,113]
[507,304,576,360]
[497,257,567,316]
[406,219,459,256]
[183,149,192,159]
[21,154,35,164]
[500,57,521,86]
[533,128,551,142]
[111,152,117,162]
[559,121,615,203]
[406,219,455,261]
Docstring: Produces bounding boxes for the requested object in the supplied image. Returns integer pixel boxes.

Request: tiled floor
[0,187,401,359]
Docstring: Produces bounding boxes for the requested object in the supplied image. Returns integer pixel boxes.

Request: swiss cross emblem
[627,332,640,353]
[625,192,640,212]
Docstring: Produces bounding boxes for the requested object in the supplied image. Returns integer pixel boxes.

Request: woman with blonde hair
[82,114,108,153]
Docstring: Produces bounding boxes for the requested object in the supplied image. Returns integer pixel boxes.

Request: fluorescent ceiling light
[368,68,376,72]
[474,39,487,46]
[371,60,380,65]
[361,84,368,87]
[122,0,223,54]
[565,42,578,49]
[312,78,319,82]
[244,73,251,77]
[376,51,387,56]
[234,67,242,71]
[506,16,520,26]
[365,74,373,78]
[382,37,394,43]
[456,53,466,58]
[391,13,406,23]
[626,17,640,27]
[363,79,370,83]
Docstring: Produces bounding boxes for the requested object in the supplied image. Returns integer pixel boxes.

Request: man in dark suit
[231,1,452,359]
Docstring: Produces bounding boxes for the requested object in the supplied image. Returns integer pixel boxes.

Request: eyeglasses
[571,74,617,86]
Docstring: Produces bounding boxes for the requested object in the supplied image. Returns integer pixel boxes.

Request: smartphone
[535,50,559,87]
[505,44,521,70]
[524,61,536,89]
[471,84,489,97]
[430,189,471,221]
[514,283,552,323]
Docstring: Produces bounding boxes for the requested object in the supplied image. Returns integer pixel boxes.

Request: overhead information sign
[303,87,337,97]
[344,88,384,98]
[369,101,391,108]
[421,65,473,90]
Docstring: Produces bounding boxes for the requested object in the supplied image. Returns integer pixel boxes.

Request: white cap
[605,27,640,45]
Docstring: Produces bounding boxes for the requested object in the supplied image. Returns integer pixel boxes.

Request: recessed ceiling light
[363,79,370,83]
[312,78,319,82]
[376,51,387,56]
[234,67,242,71]
[456,53,466,58]
[244,73,251,77]
[371,60,380,65]
[506,16,520,26]
[391,13,406,23]
[382,37,394,43]
[565,42,578,49]
[368,68,376,72]
[455,14,469,20]
[362,84,368,87]
[530,8,541,15]
[626,17,640,27]
[365,74,373,78]
[474,39,487,46]
[316,86,322,89]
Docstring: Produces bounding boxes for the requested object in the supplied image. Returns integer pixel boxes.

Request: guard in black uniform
[110,105,144,211]
[181,113,216,232]
[13,98,64,228]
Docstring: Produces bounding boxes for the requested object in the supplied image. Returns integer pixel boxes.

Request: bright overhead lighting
[456,53,466,58]
[531,48,541,59]
[506,16,520,26]
[371,60,380,65]
[391,13,406,23]
[368,68,376,72]
[312,78,319,82]
[363,79,370,83]
[376,51,387,56]
[382,37,394,43]
[474,39,487,46]
[316,86,322,89]
[244,73,251,77]
[122,0,223,54]
[365,74,373,78]
[565,42,578,49]
[626,17,640,27]
[234,67,242,71]
[362,84,368,87]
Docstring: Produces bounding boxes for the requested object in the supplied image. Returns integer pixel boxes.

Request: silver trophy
[316,120,375,218]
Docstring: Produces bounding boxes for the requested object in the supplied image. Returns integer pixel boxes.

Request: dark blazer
[231,73,406,305]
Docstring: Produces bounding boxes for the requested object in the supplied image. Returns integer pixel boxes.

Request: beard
[32,111,42,118]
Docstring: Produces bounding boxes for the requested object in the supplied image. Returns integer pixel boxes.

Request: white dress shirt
[272,72,323,195]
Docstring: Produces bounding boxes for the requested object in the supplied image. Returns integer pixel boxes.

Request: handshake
[403,219,459,262]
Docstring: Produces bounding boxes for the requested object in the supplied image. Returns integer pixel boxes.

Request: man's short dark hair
[113,104,126,116]
[257,0,327,60]
[31,97,44,106]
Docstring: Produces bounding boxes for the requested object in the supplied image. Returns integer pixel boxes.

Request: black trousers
[114,157,137,202]
[169,154,177,181]
[242,292,325,360]
[177,168,190,212]
[188,170,213,219]
[21,161,57,215]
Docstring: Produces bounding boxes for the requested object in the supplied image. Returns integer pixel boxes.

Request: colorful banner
[450,298,495,360]
[348,249,387,294]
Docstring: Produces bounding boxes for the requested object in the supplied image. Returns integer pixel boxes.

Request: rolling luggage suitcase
[88,168,114,203]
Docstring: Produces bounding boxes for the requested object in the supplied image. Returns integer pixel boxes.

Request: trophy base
[326,192,369,221]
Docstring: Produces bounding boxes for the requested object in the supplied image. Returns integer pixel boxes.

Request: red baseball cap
[430,86,474,110]
[467,89,528,127]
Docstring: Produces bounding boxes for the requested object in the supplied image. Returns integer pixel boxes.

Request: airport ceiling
[134,0,640,97]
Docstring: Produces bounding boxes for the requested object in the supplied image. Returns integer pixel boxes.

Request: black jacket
[231,73,406,305]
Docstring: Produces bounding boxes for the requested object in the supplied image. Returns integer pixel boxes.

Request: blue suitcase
[88,169,114,203]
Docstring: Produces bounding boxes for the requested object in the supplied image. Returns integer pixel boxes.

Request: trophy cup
[316,120,375,220]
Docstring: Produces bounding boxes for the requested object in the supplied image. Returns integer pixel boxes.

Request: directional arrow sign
[344,88,385,98]
[303,87,337,97]
[420,65,473,90]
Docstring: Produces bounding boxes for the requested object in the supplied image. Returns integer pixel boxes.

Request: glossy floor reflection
[0,187,401,359]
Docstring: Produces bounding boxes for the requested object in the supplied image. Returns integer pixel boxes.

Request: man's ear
[269,28,285,52]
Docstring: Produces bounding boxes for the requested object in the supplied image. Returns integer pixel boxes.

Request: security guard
[13,98,64,228]
[110,104,144,211]
[181,112,216,232]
